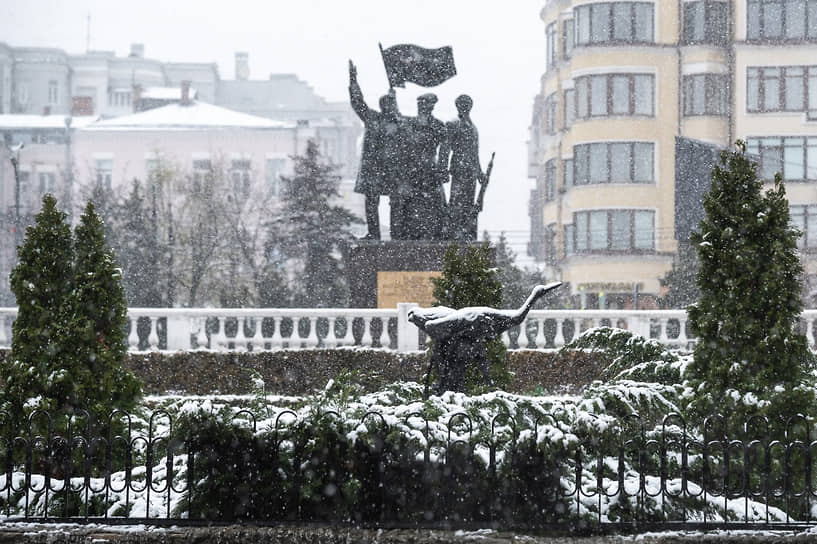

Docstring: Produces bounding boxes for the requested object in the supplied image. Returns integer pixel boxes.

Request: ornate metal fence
[2,409,816,531]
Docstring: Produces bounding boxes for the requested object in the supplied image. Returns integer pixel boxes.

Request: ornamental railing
[1,409,816,531]
[0,307,814,353]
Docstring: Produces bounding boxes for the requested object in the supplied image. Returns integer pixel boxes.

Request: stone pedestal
[347,241,451,308]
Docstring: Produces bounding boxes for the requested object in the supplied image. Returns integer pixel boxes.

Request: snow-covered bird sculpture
[408,282,563,395]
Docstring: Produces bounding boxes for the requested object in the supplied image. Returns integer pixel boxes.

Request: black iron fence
[1,409,816,532]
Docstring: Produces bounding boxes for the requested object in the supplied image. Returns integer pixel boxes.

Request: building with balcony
[528,0,817,308]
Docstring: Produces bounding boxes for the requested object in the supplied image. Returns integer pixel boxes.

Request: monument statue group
[350,44,494,242]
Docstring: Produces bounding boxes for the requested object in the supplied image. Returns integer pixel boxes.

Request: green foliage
[659,241,700,309]
[2,195,75,429]
[274,140,362,308]
[0,196,141,434]
[113,180,163,307]
[564,327,682,384]
[431,243,510,392]
[686,141,816,434]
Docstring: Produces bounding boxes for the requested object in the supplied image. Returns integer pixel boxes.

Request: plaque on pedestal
[347,241,450,308]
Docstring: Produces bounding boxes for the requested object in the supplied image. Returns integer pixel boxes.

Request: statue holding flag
[349,43,492,242]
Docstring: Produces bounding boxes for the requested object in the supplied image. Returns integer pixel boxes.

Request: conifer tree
[687,141,814,433]
[114,180,162,307]
[0,195,74,426]
[431,243,510,391]
[659,241,700,309]
[59,201,141,423]
[275,140,362,307]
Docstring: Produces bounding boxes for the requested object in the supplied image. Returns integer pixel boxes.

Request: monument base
[347,240,453,308]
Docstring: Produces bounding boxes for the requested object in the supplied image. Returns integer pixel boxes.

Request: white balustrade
[0,307,816,354]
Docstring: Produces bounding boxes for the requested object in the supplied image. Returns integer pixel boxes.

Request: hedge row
[0,348,608,397]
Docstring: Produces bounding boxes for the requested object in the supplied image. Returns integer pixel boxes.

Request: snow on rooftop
[84,101,294,131]
[142,86,196,100]
[0,114,98,130]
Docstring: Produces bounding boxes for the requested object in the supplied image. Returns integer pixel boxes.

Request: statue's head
[455,94,473,116]
[379,94,398,115]
[417,93,438,115]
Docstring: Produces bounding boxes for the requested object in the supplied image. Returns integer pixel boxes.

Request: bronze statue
[409,282,563,395]
[349,46,497,242]
[348,60,408,240]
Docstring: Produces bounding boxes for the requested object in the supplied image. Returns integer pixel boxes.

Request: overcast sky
[1,0,545,263]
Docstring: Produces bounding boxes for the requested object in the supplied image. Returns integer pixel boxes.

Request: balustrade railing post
[234,318,248,352]
[147,317,160,351]
[0,315,7,348]
[554,318,566,348]
[215,317,228,351]
[195,317,209,350]
[127,316,140,351]
[361,317,373,347]
[306,317,319,348]
[534,318,547,349]
[396,303,419,352]
[326,316,339,348]
[269,317,283,350]
[250,317,263,351]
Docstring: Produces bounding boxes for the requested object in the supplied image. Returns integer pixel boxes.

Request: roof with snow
[142,86,197,100]
[0,114,99,130]
[83,101,294,131]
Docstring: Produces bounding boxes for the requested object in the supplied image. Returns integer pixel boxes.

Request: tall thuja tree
[57,201,141,424]
[0,195,74,428]
[687,141,815,433]
[114,180,163,307]
[659,241,700,309]
[431,243,510,391]
[276,140,362,307]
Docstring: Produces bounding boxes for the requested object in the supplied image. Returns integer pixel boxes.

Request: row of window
[747,0,817,41]
[546,0,817,67]
[746,136,817,181]
[92,157,287,196]
[542,142,655,202]
[565,209,656,254]
[747,66,817,113]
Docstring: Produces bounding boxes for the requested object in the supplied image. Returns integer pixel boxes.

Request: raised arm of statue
[348,60,371,121]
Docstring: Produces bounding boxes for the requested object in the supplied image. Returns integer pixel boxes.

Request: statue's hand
[349,60,357,81]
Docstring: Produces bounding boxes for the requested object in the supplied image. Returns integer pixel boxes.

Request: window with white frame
[790,204,817,248]
[39,171,56,195]
[192,159,212,191]
[544,92,558,134]
[683,73,729,116]
[230,159,251,197]
[266,158,286,197]
[747,0,817,41]
[574,2,654,46]
[95,159,113,190]
[571,209,655,252]
[564,88,576,128]
[48,80,58,105]
[544,159,557,202]
[573,73,654,119]
[574,142,654,185]
[746,136,817,181]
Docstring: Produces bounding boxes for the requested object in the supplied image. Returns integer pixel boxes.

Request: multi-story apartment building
[529,0,817,309]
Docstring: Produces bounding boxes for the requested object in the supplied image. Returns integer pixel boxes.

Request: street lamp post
[3,135,24,248]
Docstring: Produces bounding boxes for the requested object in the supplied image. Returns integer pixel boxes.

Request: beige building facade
[530,0,817,308]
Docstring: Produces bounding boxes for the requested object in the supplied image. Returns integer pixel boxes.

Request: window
[570,209,655,252]
[747,66,817,112]
[574,142,654,184]
[563,19,574,59]
[546,22,558,68]
[18,170,30,215]
[746,136,817,181]
[266,158,286,196]
[108,89,131,107]
[564,158,574,189]
[192,158,212,191]
[47,80,58,105]
[790,204,817,248]
[95,159,113,190]
[564,88,576,128]
[544,159,557,202]
[574,74,654,119]
[747,0,817,41]
[683,1,729,44]
[546,223,558,264]
[575,2,654,46]
[231,159,251,196]
[683,74,728,115]
[39,172,56,195]
[544,92,558,134]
